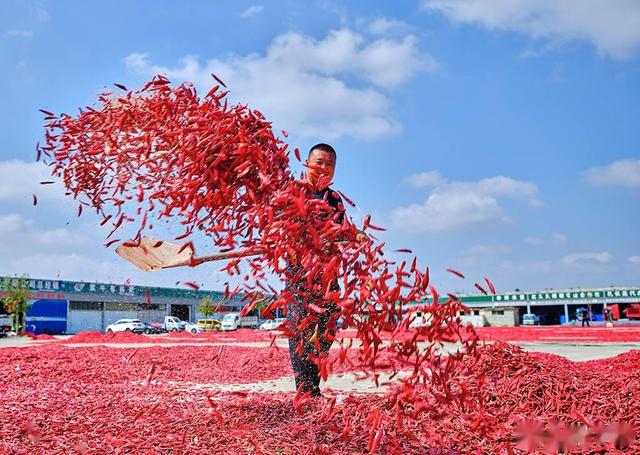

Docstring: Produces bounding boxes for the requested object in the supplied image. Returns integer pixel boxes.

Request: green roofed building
[0,276,250,334]
[407,286,640,326]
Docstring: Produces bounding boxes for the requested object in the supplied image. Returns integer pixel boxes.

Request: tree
[1,276,30,333]
[198,296,217,319]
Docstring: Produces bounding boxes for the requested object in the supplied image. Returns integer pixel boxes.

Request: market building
[405,286,640,327]
[0,276,248,334]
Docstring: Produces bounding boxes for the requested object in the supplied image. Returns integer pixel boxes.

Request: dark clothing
[287,284,338,396]
[312,187,345,225]
[285,185,344,396]
[581,312,590,327]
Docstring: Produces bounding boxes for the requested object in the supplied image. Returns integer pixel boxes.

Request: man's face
[305,148,336,189]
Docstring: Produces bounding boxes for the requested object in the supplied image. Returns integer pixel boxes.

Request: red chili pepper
[446,268,465,279]
[182,281,200,290]
[211,73,227,88]
[484,277,496,294]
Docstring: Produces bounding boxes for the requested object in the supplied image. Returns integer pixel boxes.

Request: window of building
[105,302,138,311]
[473,310,480,316]
[492,310,504,315]
[69,301,103,311]
[139,303,166,311]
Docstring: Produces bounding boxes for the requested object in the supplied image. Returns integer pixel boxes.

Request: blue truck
[24,299,68,335]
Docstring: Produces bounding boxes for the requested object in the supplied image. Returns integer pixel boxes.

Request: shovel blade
[116,237,195,271]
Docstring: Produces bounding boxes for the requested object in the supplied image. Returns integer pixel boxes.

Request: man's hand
[356,230,369,243]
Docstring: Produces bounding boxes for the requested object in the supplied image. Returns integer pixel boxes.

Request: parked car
[106,319,145,333]
[522,313,541,325]
[141,322,166,334]
[259,318,285,331]
[164,316,187,332]
[184,322,205,334]
[197,319,221,331]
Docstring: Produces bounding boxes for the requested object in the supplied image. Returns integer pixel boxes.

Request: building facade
[0,276,247,334]
[408,286,640,326]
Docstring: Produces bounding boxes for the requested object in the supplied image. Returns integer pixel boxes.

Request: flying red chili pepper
[182,281,200,290]
[446,268,465,279]
[484,277,496,295]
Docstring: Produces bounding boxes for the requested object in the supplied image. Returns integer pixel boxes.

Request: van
[220,312,258,331]
[221,313,241,331]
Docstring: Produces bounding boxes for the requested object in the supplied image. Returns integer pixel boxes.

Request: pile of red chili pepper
[1,340,637,453]
[473,325,640,343]
[38,76,476,404]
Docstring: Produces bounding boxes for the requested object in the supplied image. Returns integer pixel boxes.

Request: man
[285,143,353,398]
[580,309,590,327]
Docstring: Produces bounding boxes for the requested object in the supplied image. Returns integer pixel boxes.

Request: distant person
[580,310,590,327]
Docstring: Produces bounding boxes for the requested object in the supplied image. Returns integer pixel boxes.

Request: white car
[106,319,145,333]
[184,322,205,334]
[259,318,285,331]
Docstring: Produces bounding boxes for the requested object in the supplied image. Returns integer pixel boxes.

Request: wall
[480,307,519,326]
[459,315,485,327]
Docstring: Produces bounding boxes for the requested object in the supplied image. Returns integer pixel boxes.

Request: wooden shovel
[115,236,259,272]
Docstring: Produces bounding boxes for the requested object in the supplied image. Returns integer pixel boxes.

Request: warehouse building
[0,276,248,334]
[406,286,640,326]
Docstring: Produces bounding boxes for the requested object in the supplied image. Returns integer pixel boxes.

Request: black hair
[308,143,337,160]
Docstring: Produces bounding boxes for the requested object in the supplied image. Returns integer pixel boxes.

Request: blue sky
[1,0,639,294]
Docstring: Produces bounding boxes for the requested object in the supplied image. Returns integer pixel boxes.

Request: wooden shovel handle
[167,248,263,268]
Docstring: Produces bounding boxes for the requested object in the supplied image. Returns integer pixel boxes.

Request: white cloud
[563,251,611,265]
[0,214,85,252]
[4,253,120,283]
[629,256,640,265]
[240,5,263,18]
[125,27,434,140]
[391,175,539,232]
[421,0,640,59]
[367,18,411,35]
[404,170,445,187]
[461,243,511,267]
[583,159,640,189]
[524,232,567,245]
[33,6,50,23]
[499,259,554,274]
[4,30,33,38]
[0,160,66,203]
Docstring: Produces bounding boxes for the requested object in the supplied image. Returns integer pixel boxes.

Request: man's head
[305,143,336,189]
